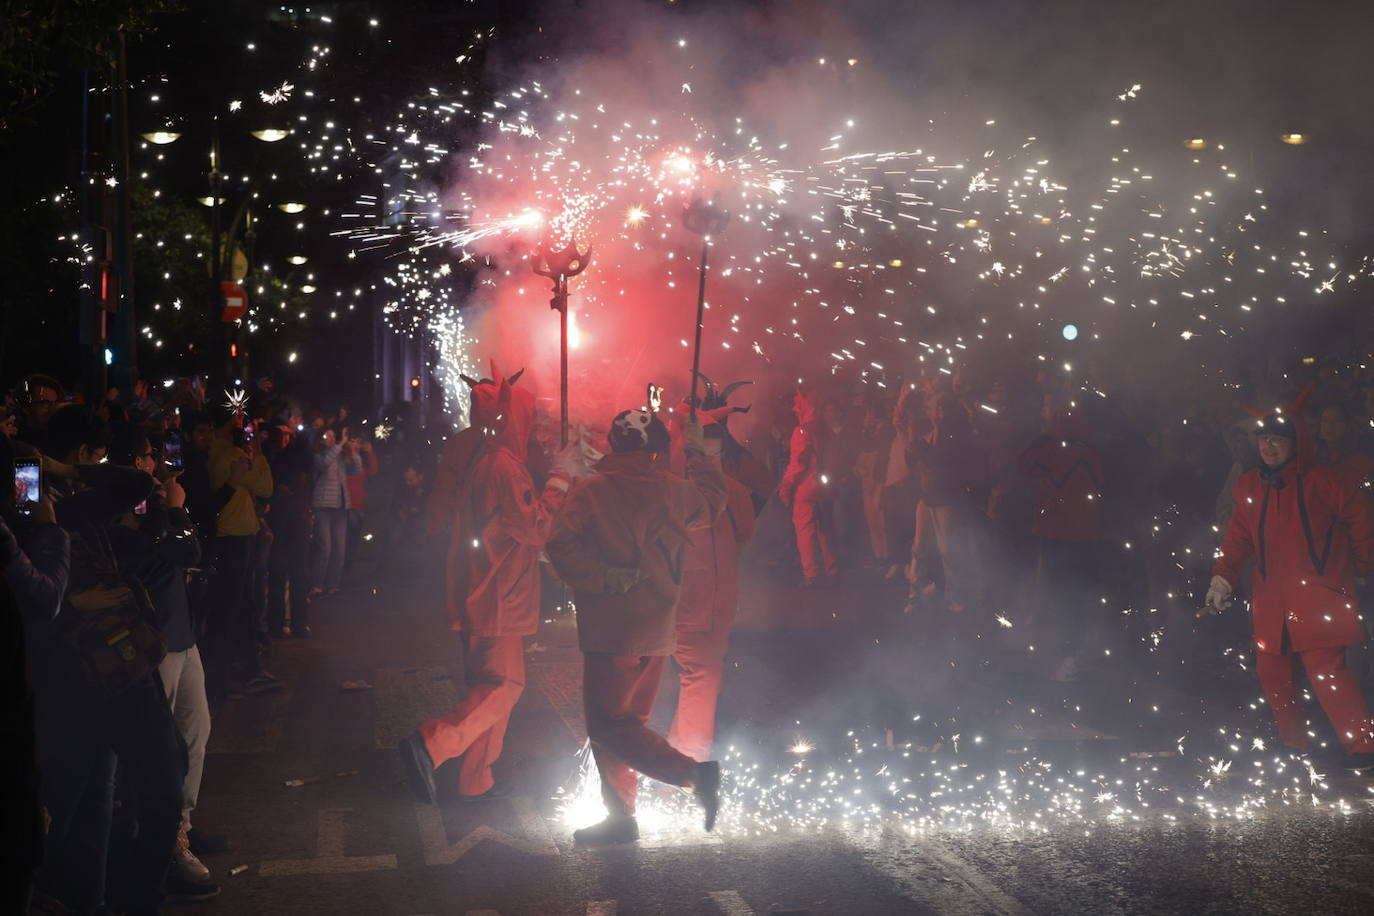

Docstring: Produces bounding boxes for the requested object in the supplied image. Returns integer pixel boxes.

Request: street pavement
[182,557,1374,915]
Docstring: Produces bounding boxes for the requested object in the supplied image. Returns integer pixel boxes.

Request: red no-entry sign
[220,281,248,322]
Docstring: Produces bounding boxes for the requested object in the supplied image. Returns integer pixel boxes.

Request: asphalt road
[182,558,1374,915]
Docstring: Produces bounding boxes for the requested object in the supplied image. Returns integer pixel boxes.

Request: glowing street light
[275,202,306,214]
[251,128,289,142]
[1280,133,1307,145]
[1184,138,1207,149]
[141,130,182,145]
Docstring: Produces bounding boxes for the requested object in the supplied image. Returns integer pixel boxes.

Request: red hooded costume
[417,368,569,795]
[547,430,727,817]
[1212,388,1374,753]
[779,389,838,580]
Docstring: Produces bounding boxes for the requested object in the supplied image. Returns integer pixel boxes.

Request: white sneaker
[173,843,212,883]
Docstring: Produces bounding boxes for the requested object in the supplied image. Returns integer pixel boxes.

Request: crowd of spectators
[2,372,408,915]
[5,346,1373,910]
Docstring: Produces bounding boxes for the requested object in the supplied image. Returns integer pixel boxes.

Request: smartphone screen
[163,431,184,471]
[14,458,41,515]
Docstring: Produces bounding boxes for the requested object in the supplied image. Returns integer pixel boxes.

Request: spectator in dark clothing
[0,433,68,915]
[906,393,987,613]
[31,406,186,915]
[107,424,219,901]
[178,411,232,545]
[13,372,65,452]
[266,426,314,636]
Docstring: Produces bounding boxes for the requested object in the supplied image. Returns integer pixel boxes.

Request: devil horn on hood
[487,358,505,387]
[1241,382,1316,418]
[719,379,754,402]
[459,374,481,389]
[507,368,525,386]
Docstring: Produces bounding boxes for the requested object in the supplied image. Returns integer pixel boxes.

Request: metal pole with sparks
[532,238,592,447]
[681,194,730,421]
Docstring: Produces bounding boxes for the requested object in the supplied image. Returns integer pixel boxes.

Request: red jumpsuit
[1213,460,1374,753]
[779,392,836,581]
[668,474,755,760]
[547,449,726,816]
[418,378,567,795]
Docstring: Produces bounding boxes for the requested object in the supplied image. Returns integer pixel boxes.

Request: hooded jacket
[678,472,755,633]
[547,449,727,657]
[443,377,565,636]
[779,390,829,504]
[427,368,505,538]
[1214,457,1374,654]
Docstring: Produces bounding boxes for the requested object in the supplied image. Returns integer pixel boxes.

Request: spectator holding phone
[107,424,220,901]
[206,404,278,699]
[309,427,360,598]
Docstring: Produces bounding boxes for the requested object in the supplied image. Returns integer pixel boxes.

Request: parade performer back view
[1205,391,1374,766]
[547,408,727,845]
[667,388,758,762]
[399,367,584,804]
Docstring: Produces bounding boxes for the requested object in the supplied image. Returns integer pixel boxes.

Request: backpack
[60,527,166,697]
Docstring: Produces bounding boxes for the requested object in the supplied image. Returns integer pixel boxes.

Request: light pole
[681,193,729,420]
[531,237,592,447]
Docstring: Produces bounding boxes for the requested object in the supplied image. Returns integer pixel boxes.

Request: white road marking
[414,802,561,866]
[586,902,618,915]
[707,890,756,915]
[373,666,463,750]
[257,808,398,876]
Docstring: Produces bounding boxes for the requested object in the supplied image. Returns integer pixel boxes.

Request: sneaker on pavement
[398,732,437,805]
[174,825,211,883]
[573,815,639,846]
[695,760,721,831]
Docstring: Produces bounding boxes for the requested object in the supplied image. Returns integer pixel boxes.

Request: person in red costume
[667,412,757,762]
[1019,404,1105,681]
[778,389,837,587]
[425,363,517,542]
[1316,403,1374,501]
[399,367,590,804]
[1205,395,1374,767]
[547,407,727,846]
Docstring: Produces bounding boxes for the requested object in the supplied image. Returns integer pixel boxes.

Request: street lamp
[251,128,290,142]
[531,236,592,447]
[141,130,182,145]
[681,193,729,421]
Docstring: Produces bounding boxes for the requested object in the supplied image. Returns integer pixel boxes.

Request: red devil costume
[426,362,514,540]
[665,378,759,761]
[1211,391,1374,755]
[400,367,569,802]
[547,409,727,844]
[779,389,837,584]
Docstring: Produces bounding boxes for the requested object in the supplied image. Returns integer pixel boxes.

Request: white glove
[1202,575,1233,615]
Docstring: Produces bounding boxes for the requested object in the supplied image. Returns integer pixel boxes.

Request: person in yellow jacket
[204,407,277,698]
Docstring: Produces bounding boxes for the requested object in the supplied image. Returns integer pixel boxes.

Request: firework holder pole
[681,194,730,421]
[532,239,592,447]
